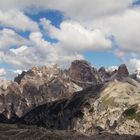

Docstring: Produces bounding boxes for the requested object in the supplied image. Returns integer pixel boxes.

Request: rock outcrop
[13,80,140,136]
[0,60,140,136]
[0,60,101,118]
[117,64,129,78]
[98,67,116,82]
[68,60,101,87]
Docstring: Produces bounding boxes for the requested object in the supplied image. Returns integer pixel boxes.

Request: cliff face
[98,67,117,82]
[0,60,101,118]
[16,80,140,136]
[0,60,140,136]
[20,84,103,129]
[68,60,101,87]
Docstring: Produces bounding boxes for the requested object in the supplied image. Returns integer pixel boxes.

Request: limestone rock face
[98,64,129,82]
[117,64,129,78]
[17,80,140,136]
[98,67,111,82]
[69,60,101,87]
[0,60,140,136]
[15,80,140,135]
[0,60,101,118]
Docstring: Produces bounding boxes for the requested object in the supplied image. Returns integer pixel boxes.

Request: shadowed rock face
[98,65,130,82]
[117,64,129,78]
[0,60,102,118]
[14,80,140,136]
[20,84,103,130]
[0,62,84,118]
[98,67,113,82]
[0,60,132,120]
[0,60,140,137]
[69,60,101,87]
[0,113,7,123]
[14,71,27,84]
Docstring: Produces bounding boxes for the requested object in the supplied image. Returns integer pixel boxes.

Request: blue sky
[84,52,122,68]
[0,0,140,79]
[26,10,64,27]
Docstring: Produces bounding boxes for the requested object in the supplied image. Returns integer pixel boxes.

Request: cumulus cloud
[0,0,132,20]
[41,18,112,52]
[0,30,84,71]
[114,50,125,58]
[29,31,52,55]
[128,58,140,71]
[106,66,118,72]
[10,45,28,55]
[90,7,140,53]
[29,31,84,67]
[0,9,39,31]
[13,69,23,75]
[0,68,6,76]
[0,28,29,50]
[0,0,140,79]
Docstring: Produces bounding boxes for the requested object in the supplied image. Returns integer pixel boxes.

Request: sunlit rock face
[68,60,101,86]
[0,60,101,118]
[0,60,140,136]
[19,80,140,136]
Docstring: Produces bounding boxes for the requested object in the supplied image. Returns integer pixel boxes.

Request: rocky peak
[98,67,106,73]
[98,67,116,82]
[1,60,140,137]
[69,60,92,81]
[1,62,85,117]
[117,64,129,78]
[98,67,107,82]
[16,80,140,136]
[69,60,101,85]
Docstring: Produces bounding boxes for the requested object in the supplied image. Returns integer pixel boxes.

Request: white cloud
[0,0,132,20]
[13,69,22,75]
[41,18,112,52]
[29,31,51,55]
[0,68,6,76]
[128,58,140,71]
[90,7,140,53]
[51,0,132,20]
[0,9,39,31]
[0,28,29,50]
[0,30,84,71]
[114,50,125,57]
[0,0,140,78]
[106,66,118,72]
[10,45,28,55]
[29,31,85,67]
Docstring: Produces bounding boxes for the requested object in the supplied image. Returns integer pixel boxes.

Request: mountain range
[0,60,140,139]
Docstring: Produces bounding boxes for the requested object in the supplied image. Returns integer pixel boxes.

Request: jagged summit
[117,64,129,78]
[0,59,140,136]
[0,60,102,118]
[68,60,101,87]
[98,67,115,82]
[14,80,140,136]
[0,60,136,119]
